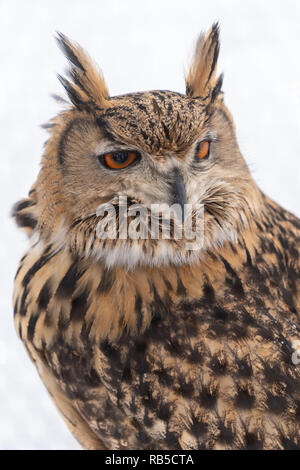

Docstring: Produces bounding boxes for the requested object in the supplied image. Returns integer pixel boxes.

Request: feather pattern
[12,24,300,450]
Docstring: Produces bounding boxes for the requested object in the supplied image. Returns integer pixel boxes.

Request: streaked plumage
[12,24,300,449]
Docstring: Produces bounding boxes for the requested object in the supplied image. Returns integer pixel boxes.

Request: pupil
[113,152,128,163]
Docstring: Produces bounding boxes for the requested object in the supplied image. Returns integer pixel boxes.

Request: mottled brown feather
[12,25,300,450]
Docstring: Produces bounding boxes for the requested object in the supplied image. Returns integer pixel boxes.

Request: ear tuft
[56,32,111,111]
[56,32,86,72]
[186,22,223,101]
[211,73,223,104]
[57,74,89,111]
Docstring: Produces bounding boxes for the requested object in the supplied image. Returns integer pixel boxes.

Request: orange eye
[196,140,210,160]
[102,151,139,170]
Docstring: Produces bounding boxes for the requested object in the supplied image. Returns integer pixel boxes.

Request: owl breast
[13,197,300,449]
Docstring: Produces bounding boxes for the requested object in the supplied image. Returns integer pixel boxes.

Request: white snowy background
[0,0,299,450]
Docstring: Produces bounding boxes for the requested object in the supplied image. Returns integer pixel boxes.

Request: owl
[12,24,300,450]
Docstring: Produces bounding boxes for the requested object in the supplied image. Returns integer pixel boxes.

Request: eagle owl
[12,24,300,450]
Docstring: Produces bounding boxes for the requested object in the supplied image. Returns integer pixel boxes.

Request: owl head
[17,24,262,269]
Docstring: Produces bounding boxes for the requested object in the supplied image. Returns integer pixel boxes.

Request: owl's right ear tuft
[186,22,223,102]
[56,32,111,111]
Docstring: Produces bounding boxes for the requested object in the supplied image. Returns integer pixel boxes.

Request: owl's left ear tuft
[56,32,111,111]
[186,22,223,103]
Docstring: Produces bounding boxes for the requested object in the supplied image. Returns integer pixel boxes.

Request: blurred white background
[0,0,299,450]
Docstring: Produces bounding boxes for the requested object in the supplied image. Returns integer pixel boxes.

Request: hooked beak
[170,168,187,223]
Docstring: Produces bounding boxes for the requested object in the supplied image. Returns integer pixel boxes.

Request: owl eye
[100,151,140,170]
[195,140,210,160]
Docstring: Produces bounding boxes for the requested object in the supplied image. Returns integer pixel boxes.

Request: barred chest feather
[13,197,300,449]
